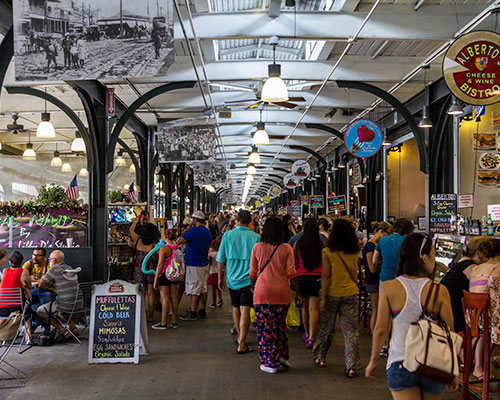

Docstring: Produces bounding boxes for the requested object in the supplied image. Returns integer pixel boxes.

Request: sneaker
[208,304,217,309]
[260,365,278,374]
[279,357,291,369]
[151,323,168,330]
[379,346,389,358]
[198,309,207,319]
[217,300,223,307]
[169,323,179,329]
[179,312,199,321]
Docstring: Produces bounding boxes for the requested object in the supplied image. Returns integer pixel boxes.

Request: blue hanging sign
[343,119,383,158]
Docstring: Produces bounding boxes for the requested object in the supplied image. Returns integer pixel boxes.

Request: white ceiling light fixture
[51,144,62,167]
[129,163,136,173]
[61,162,72,173]
[261,36,289,103]
[124,184,130,191]
[253,109,270,145]
[247,164,257,175]
[418,66,433,129]
[248,146,261,164]
[79,168,88,177]
[115,150,126,167]
[22,131,36,160]
[71,131,86,153]
[36,93,55,138]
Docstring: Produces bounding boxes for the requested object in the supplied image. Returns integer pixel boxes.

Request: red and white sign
[487,204,500,221]
[458,194,474,208]
[107,88,115,117]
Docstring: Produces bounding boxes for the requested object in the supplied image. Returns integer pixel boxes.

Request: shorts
[229,285,253,308]
[157,271,178,287]
[365,283,379,294]
[133,251,154,284]
[185,265,209,296]
[37,301,58,318]
[387,362,446,395]
[0,306,22,317]
[297,275,321,297]
[207,273,218,287]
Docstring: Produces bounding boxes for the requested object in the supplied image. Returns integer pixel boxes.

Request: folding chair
[0,288,28,388]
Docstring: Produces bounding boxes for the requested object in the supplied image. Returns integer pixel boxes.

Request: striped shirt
[42,263,83,313]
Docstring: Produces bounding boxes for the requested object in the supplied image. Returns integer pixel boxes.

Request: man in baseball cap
[177,210,212,320]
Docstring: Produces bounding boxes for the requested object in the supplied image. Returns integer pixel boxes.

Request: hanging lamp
[418,66,433,129]
[447,95,463,115]
[247,164,257,175]
[36,91,55,138]
[129,163,136,173]
[115,150,126,167]
[22,131,36,160]
[71,131,85,153]
[79,168,88,177]
[261,37,289,103]
[248,146,261,164]
[61,162,72,172]
[253,110,270,145]
[51,150,62,167]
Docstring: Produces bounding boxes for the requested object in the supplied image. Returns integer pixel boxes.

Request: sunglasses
[419,234,436,257]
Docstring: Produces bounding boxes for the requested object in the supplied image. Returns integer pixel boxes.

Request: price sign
[309,195,324,209]
[327,195,346,213]
[430,194,457,234]
[290,200,301,218]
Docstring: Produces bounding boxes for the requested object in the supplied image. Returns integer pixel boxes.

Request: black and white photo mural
[193,161,227,186]
[13,0,174,81]
[157,119,217,163]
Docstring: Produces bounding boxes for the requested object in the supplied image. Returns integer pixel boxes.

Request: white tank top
[387,276,431,369]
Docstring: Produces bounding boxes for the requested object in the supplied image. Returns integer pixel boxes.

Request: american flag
[66,175,79,199]
[125,183,136,203]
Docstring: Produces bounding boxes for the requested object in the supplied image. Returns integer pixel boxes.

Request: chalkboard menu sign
[430,194,457,234]
[328,195,346,213]
[309,195,324,209]
[89,280,149,364]
[290,200,301,218]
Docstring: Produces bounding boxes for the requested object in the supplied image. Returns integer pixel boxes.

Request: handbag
[0,310,22,341]
[403,282,463,384]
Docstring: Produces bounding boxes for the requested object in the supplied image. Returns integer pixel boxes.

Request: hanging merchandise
[283,173,299,189]
[344,119,383,158]
[291,160,311,179]
[442,31,500,106]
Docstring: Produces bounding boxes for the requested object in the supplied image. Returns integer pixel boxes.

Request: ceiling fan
[224,94,306,110]
[0,113,27,134]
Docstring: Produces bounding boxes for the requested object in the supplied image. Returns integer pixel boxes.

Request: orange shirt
[250,243,297,305]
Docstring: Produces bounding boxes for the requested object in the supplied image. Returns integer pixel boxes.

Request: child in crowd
[208,239,223,308]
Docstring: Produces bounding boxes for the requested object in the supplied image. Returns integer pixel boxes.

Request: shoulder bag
[251,244,280,291]
[403,282,463,384]
[337,252,358,286]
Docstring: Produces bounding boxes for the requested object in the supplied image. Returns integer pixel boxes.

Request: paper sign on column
[487,204,500,221]
[458,194,474,208]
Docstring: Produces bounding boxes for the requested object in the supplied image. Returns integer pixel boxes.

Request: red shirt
[0,268,23,308]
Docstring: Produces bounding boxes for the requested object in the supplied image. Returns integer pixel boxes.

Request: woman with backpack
[152,229,181,330]
[365,233,458,399]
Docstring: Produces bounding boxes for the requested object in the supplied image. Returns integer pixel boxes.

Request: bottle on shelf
[481,216,487,236]
[488,214,495,236]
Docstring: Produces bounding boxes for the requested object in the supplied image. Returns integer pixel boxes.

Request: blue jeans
[387,362,445,395]
[30,289,57,328]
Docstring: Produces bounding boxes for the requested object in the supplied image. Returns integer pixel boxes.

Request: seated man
[23,247,57,306]
[37,250,83,339]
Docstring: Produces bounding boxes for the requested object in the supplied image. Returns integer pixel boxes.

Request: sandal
[236,345,253,354]
[306,339,313,349]
[313,356,326,368]
[345,368,357,378]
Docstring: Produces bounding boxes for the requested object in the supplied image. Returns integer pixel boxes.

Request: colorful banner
[443,31,500,106]
[344,119,383,158]
[13,0,174,81]
[0,208,88,248]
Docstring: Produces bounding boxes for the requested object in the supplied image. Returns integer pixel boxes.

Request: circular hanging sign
[283,173,299,189]
[255,200,262,207]
[263,196,271,204]
[344,119,383,158]
[443,30,500,106]
[291,160,311,179]
[269,185,281,198]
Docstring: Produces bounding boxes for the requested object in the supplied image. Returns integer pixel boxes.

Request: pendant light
[79,168,88,177]
[253,110,270,145]
[447,95,463,115]
[247,164,257,175]
[71,131,85,153]
[61,162,72,172]
[36,92,55,138]
[418,66,433,129]
[22,131,36,160]
[129,163,136,173]
[261,37,289,103]
[338,159,346,169]
[115,150,126,167]
[248,146,261,164]
[246,174,254,182]
[51,150,62,167]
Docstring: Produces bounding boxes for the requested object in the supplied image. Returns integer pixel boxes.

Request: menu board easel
[327,195,346,214]
[309,195,324,208]
[88,280,149,364]
[430,194,457,234]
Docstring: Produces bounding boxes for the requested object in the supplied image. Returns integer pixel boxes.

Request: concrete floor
[2,294,467,399]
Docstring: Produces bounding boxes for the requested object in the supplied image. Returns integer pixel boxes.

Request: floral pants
[313,294,360,369]
[255,304,289,368]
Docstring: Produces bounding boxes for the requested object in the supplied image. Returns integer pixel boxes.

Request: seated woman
[441,237,490,334]
[469,238,500,379]
[0,250,33,344]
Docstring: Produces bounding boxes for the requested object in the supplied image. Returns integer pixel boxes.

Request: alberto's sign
[443,31,500,105]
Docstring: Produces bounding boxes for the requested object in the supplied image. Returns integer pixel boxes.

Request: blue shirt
[216,226,260,290]
[362,241,379,285]
[375,233,405,282]
[182,225,212,267]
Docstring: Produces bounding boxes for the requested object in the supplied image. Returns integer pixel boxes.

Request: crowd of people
[3,207,500,399]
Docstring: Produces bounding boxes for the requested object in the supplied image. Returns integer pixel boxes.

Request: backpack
[165,247,185,282]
